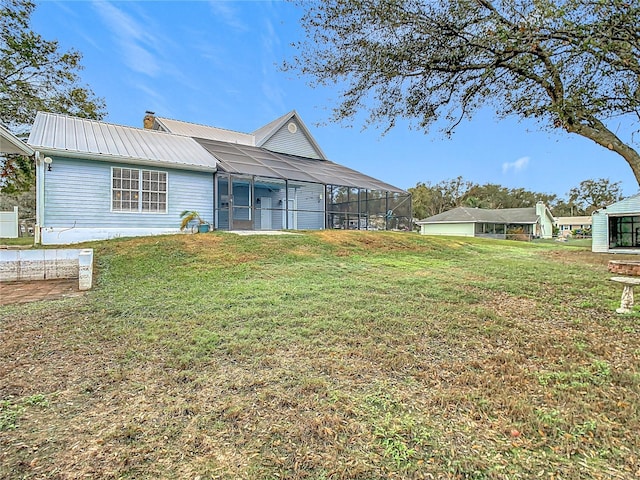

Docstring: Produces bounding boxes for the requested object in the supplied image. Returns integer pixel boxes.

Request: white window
[141,170,167,212]
[112,167,167,213]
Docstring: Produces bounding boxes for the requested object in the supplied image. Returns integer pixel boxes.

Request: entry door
[259,197,272,230]
[231,176,253,230]
[283,198,297,229]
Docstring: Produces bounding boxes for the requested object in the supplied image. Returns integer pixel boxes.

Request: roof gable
[253,111,326,160]
[27,112,216,171]
[154,111,326,160]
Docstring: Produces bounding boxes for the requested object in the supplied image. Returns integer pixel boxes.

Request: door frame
[230,175,253,230]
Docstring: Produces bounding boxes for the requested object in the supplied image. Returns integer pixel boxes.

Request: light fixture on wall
[44,156,53,171]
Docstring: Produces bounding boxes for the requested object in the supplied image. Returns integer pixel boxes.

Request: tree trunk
[566,118,640,187]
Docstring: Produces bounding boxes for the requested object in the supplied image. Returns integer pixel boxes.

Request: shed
[592,194,640,253]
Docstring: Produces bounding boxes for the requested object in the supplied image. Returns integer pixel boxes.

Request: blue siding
[289,182,324,229]
[44,157,213,228]
[592,212,608,252]
[591,194,640,253]
[262,122,322,159]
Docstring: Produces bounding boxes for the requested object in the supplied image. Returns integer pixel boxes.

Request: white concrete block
[78,249,93,291]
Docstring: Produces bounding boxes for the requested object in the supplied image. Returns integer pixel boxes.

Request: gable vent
[287,122,297,134]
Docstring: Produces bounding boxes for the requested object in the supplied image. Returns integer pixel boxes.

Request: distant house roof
[196,137,405,193]
[417,206,540,224]
[0,123,34,156]
[554,216,592,225]
[28,112,217,171]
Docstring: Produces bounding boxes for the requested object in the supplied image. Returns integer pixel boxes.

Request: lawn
[0,236,35,246]
[1,231,639,479]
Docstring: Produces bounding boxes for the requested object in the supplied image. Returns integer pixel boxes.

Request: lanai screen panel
[196,138,405,193]
[198,137,411,231]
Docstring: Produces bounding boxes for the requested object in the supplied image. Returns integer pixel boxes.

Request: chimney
[143,111,156,129]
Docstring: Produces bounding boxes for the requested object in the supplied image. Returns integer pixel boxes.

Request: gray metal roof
[28,112,217,171]
[0,124,34,155]
[154,117,255,145]
[418,206,539,224]
[196,137,406,193]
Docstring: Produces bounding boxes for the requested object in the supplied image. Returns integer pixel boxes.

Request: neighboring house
[554,216,592,237]
[592,194,640,253]
[0,111,410,245]
[417,202,554,239]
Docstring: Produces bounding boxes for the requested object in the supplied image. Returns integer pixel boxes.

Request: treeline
[409,177,625,220]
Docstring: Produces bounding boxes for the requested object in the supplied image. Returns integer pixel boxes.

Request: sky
[30,0,640,199]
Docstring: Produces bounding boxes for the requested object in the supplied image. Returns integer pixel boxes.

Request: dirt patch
[541,248,640,267]
[0,279,84,305]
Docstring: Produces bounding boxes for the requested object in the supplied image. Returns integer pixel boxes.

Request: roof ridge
[36,111,183,138]
[156,116,254,137]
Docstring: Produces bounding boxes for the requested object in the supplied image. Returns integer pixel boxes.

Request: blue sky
[32,0,640,198]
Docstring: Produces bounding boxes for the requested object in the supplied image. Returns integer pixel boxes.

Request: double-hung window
[112,167,167,213]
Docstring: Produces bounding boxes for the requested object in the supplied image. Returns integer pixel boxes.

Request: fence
[0,206,18,238]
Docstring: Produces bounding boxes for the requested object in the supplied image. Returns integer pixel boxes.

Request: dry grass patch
[2,232,640,479]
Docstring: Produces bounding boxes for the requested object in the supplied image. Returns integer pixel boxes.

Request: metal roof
[418,206,539,224]
[196,137,406,193]
[28,112,217,171]
[155,117,255,145]
[0,124,34,155]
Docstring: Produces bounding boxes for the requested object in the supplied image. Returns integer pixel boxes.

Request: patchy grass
[0,236,34,246]
[1,231,639,479]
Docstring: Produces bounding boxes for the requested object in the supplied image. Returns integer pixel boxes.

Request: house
[416,202,554,239]
[592,194,640,253]
[554,216,592,237]
[1,111,410,245]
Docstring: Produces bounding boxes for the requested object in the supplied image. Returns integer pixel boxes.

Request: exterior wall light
[44,156,53,171]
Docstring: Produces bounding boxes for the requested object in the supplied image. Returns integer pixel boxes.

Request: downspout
[34,151,45,245]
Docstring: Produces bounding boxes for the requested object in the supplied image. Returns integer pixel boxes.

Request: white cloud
[208,1,249,32]
[502,156,530,174]
[92,1,162,77]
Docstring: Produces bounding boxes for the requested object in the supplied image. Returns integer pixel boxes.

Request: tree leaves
[407,176,620,219]
[288,0,640,183]
[0,0,106,193]
[0,0,105,129]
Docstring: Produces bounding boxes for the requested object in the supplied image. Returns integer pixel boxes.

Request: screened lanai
[196,138,412,231]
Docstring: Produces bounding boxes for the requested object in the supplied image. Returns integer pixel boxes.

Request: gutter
[28,147,217,173]
[0,124,34,156]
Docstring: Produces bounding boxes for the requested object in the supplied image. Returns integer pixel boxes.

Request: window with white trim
[112,167,167,213]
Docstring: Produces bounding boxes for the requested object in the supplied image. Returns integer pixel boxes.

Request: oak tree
[289,0,640,183]
[568,178,624,214]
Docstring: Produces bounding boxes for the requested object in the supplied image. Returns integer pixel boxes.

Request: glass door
[231,175,253,230]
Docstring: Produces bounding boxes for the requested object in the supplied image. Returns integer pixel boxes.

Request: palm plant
[180,210,205,231]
